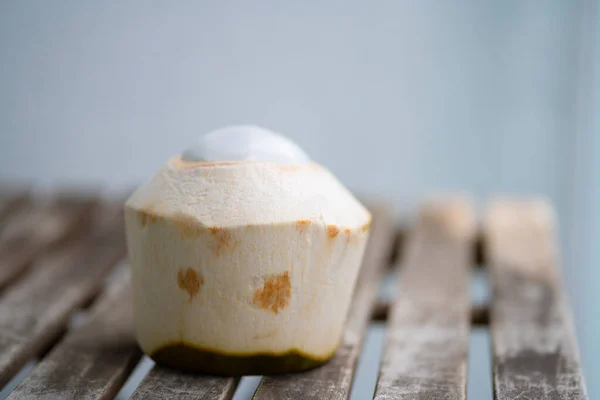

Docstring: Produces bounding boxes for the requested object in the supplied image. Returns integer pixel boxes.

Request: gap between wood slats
[0,204,126,388]
[467,327,493,399]
[231,376,263,400]
[374,198,476,400]
[349,321,387,400]
[484,199,588,399]
[7,269,141,400]
[386,226,405,268]
[0,362,35,399]
[251,205,396,400]
[113,356,155,400]
[0,196,97,291]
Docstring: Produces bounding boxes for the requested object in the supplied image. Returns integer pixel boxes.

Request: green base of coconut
[150,343,335,376]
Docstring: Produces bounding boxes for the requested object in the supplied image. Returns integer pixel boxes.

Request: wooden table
[0,190,588,399]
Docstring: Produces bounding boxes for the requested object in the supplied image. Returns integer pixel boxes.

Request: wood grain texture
[374,199,476,400]
[0,196,97,290]
[252,205,396,400]
[484,199,588,399]
[7,270,141,400]
[131,366,239,400]
[0,204,126,387]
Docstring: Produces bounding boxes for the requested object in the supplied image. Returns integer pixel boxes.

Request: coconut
[124,126,371,375]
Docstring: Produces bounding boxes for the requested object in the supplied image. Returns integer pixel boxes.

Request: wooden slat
[0,204,126,387]
[0,196,96,290]
[371,302,490,326]
[131,366,239,400]
[7,270,140,400]
[252,205,396,400]
[484,199,588,399]
[0,190,29,225]
[374,199,476,400]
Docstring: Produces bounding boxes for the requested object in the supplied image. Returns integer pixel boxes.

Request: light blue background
[0,1,597,397]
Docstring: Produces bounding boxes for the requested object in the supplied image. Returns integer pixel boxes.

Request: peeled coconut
[124,125,371,375]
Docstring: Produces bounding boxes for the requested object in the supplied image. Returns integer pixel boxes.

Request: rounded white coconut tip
[181,125,310,164]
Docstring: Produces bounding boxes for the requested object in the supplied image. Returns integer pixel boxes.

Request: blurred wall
[0,1,581,206]
[0,0,596,395]
[567,0,598,393]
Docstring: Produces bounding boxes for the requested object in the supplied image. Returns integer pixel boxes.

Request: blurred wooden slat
[130,367,239,400]
[0,196,96,290]
[0,190,29,225]
[374,199,476,400]
[0,205,126,387]
[7,270,140,400]
[484,200,588,399]
[252,205,396,400]
[371,302,490,326]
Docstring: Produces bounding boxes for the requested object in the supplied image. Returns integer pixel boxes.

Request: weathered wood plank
[0,196,96,290]
[7,269,140,400]
[484,199,588,399]
[0,204,126,387]
[252,205,396,400]
[374,199,476,400]
[130,366,239,400]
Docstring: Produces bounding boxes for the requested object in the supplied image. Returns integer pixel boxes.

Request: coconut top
[126,126,370,229]
[181,125,310,165]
